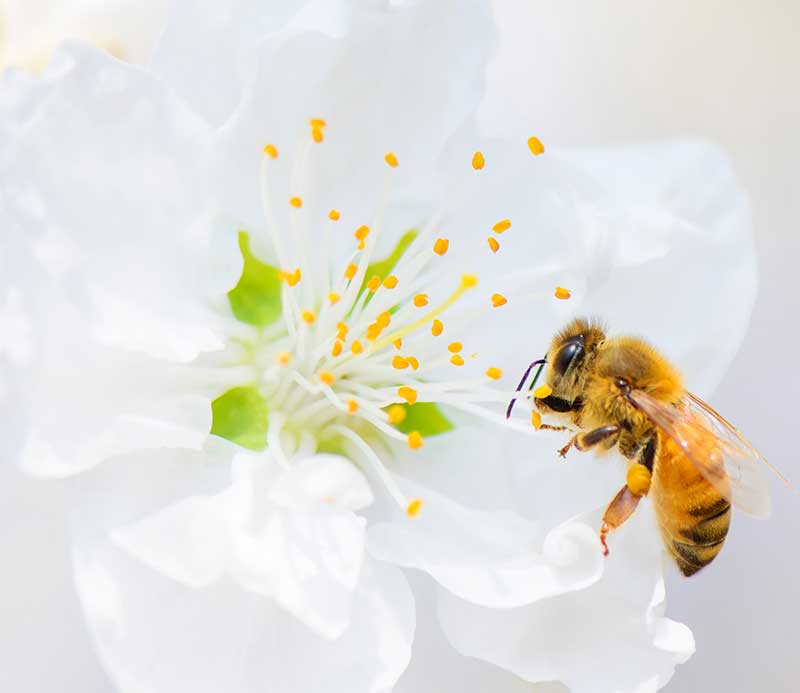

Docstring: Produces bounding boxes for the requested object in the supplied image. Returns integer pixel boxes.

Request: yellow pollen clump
[312,126,324,143]
[627,463,652,497]
[407,431,424,450]
[347,399,359,414]
[392,356,409,369]
[386,404,407,424]
[398,386,418,404]
[263,144,279,159]
[366,275,381,292]
[533,384,553,399]
[413,293,429,307]
[433,238,449,256]
[492,219,511,234]
[385,151,399,167]
[392,338,403,349]
[376,311,391,328]
[472,151,485,170]
[328,209,341,221]
[277,351,291,366]
[383,275,399,289]
[531,411,542,429]
[345,263,358,280]
[486,367,503,380]
[407,356,419,370]
[450,354,465,366]
[289,196,303,208]
[528,136,545,156]
[336,322,348,340]
[406,498,423,516]
[351,340,364,354]
[447,341,463,353]
[331,340,343,357]
[488,237,500,253]
[355,225,370,241]
[461,274,478,289]
[554,286,571,300]
[328,292,341,305]
[319,370,336,386]
[301,310,316,324]
[431,319,443,336]
[491,293,507,308]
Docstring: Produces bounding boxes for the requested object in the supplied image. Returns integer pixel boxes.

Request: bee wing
[627,389,771,519]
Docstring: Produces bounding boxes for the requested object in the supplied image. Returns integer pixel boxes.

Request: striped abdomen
[650,432,731,577]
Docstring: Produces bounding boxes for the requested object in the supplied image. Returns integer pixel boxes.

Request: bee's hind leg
[600,463,652,556]
[559,424,621,459]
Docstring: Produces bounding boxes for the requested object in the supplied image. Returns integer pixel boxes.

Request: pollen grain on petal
[328,209,341,221]
[447,341,463,353]
[433,238,449,256]
[386,404,407,424]
[263,144,279,159]
[554,286,571,300]
[366,275,381,292]
[528,135,545,156]
[533,384,553,399]
[413,293,429,307]
[277,351,292,366]
[289,196,303,208]
[345,263,358,280]
[407,432,423,450]
[397,386,418,404]
[431,319,443,337]
[328,292,341,305]
[491,293,507,308]
[347,399,359,414]
[486,367,503,380]
[384,151,399,168]
[392,356,409,369]
[331,340,343,357]
[450,354,465,366]
[531,410,542,429]
[471,151,485,170]
[492,219,511,234]
[301,309,316,324]
[383,275,399,289]
[319,370,336,386]
[406,498,423,516]
[488,237,500,253]
[351,339,364,354]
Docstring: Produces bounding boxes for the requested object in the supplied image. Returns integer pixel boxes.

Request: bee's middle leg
[559,424,621,458]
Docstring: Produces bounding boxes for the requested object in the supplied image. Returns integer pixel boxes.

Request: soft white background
[1,1,797,691]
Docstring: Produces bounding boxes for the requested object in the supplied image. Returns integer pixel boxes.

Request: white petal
[437,507,695,693]
[368,476,603,608]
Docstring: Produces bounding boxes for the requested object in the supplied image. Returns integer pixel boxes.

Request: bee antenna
[506,358,547,419]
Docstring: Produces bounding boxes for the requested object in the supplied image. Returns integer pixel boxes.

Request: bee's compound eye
[553,336,584,376]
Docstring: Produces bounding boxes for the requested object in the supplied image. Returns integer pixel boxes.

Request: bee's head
[535,317,606,415]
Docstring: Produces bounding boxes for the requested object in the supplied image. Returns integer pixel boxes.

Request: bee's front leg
[559,424,621,459]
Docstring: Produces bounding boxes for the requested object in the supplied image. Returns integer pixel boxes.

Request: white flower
[1,0,755,691]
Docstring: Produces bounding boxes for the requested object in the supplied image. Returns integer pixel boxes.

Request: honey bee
[509,317,783,576]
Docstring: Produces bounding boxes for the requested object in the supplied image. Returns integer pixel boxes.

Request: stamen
[531,411,542,429]
[383,275,399,289]
[392,338,403,349]
[376,312,391,328]
[312,127,324,143]
[347,399,359,414]
[486,367,503,380]
[433,238,449,255]
[432,320,443,337]
[533,384,552,398]
[355,225,370,241]
[336,322,348,340]
[289,196,303,208]
[471,151,485,170]
[448,341,463,353]
[407,431,424,449]
[319,370,336,386]
[491,293,507,308]
[263,144,279,159]
[398,386,418,404]
[414,294,429,307]
[488,237,500,253]
[365,324,382,341]
[407,356,419,371]
[392,356,409,369]
[328,209,340,221]
[528,136,545,156]
[450,354,465,366]
[406,498,423,517]
[345,263,358,280]
[277,352,292,366]
[384,152,399,168]
[386,404,406,424]
[329,292,341,305]
[493,219,511,234]
[331,341,343,357]
[554,286,571,300]
[351,340,364,354]
[366,275,381,292]
[301,310,316,324]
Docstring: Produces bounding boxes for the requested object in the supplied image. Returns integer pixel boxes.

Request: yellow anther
[376,311,391,328]
[407,431,423,450]
[263,144,279,159]
[385,151,399,168]
[277,270,290,283]
[433,238,449,256]
[319,370,336,386]
[357,240,366,251]
[528,136,545,156]
[328,209,341,221]
[387,404,407,424]
[351,339,364,354]
[309,118,327,129]
[336,322,349,340]
[355,225,370,241]
[413,293,429,307]
[447,341,463,353]
[492,219,511,234]
[347,399,359,414]
[277,351,291,366]
[280,268,301,287]
[406,498,423,516]
[398,386,418,404]
[366,323,382,341]
[531,410,542,430]
[366,275,381,292]
[488,237,500,253]
[450,354,465,366]
[328,292,341,305]
[392,356,409,369]
[383,275,398,289]
[626,463,652,497]
[331,340,343,357]
[486,367,503,380]
[554,286,571,300]
[301,310,316,324]
[461,274,478,289]
[533,384,553,399]
[289,196,303,208]
[431,320,443,337]
[407,356,419,371]
[491,293,507,308]
[472,151,485,170]
[392,338,403,349]
[345,263,358,280]
[312,126,324,143]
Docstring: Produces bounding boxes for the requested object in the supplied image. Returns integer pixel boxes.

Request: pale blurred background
[1,1,798,690]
